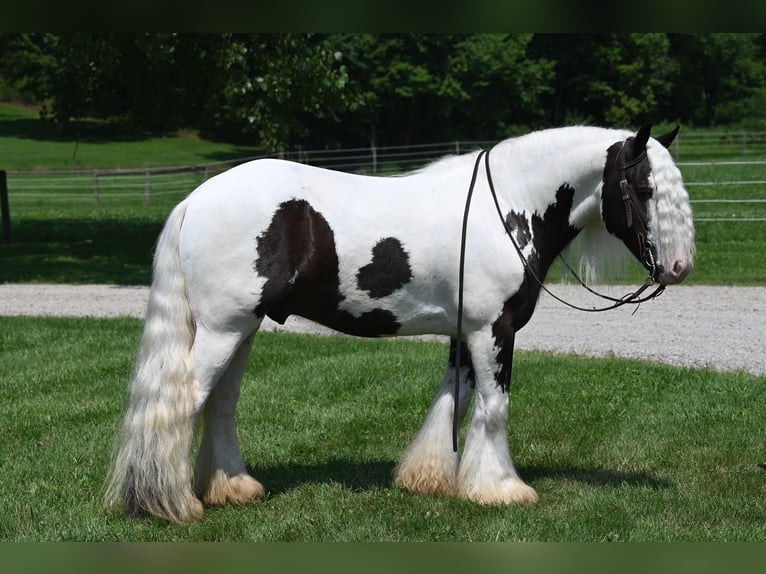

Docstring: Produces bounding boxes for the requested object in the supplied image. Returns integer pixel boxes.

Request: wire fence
[5,133,766,222]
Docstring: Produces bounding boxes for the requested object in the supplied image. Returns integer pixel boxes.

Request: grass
[1,317,764,542]
[0,103,765,285]
[0,103,259,170]
[1,105,765,545]
[2,103,766,285]
[0,200,176,284]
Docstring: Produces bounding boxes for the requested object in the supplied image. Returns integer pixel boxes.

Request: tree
[328,33,553,147]
[447,33,554,137]
[203,34,357,149]
[528,34,675,127]
[3,33,766,147]
[0,33,357,149]
[0,33,59,105]
[328,34,464,147]
[668,33,766,126]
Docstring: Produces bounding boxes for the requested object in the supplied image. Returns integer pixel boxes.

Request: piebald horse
[106,124,695,522]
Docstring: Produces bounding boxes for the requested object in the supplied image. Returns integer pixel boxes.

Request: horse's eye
[635,187,653,200]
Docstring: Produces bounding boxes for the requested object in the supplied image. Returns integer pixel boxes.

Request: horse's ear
[634,124,652,154]
[654,125,680,149]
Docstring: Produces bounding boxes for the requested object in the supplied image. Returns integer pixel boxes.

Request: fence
[4,133,766,223]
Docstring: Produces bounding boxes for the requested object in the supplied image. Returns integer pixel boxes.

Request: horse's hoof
[201,472,266,506]
[462,478,539,506]
[394,468,457,497]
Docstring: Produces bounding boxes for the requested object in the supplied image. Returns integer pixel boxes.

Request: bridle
[451,141,665,451]
[617,143,660,283]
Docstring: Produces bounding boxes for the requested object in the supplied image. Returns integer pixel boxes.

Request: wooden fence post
[1,170,10,244]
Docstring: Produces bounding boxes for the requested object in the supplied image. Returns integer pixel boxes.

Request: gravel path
[1,283,763,376]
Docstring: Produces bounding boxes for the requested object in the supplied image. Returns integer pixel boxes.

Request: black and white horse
[106,125,695,522]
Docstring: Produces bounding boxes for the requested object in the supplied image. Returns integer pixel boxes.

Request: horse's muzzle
[656,258,693,285]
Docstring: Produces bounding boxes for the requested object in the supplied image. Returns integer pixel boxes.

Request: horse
[105,124,695,523]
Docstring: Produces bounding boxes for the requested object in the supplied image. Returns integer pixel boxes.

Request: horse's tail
[105,197,204,523]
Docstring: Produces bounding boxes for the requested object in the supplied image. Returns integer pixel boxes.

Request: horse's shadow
[247,459,395,495]
[246,459,672,497]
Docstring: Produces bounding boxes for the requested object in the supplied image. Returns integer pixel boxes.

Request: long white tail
[105,198,204,523]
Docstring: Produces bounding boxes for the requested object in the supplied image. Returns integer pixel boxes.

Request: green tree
[329,34,464,147]
[0,33,357,149]
[4,33,766,148]
[529,33,675,127]
[329,33,553,147]
[447,33,554,137]
[205,34,357,150]
[0,33,59,104]
[668,33,766,126]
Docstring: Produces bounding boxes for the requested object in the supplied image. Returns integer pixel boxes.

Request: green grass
[1,317,764,541]
[0,103,259,170]
[1,102,765,285]
[0,200,176,284]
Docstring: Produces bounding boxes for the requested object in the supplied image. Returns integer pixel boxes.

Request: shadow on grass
[0,110,261,163]
[523,465,672,490]
[245,459,672,496]
[0,114,149,143]
[1,218,162,284]
[248,459,397,495]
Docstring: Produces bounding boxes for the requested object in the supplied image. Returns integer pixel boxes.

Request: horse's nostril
[669,259,692,282]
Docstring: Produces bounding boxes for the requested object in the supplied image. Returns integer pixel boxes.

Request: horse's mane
[404,150,482,177]
[562,224,631,284]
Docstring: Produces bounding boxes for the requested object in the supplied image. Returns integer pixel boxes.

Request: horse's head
[601,124,695,285]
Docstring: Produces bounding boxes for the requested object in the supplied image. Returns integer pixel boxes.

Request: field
[1,318,764,542]
[1,104,764,542]
[2,103,765,285]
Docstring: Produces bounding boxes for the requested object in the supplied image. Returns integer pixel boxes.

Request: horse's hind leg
[193,330,266,507]
[394,339,474,496]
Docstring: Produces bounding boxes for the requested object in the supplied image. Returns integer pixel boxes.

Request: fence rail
[5,136,766,222]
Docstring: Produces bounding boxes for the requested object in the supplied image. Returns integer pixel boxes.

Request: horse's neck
[490,132,612,229]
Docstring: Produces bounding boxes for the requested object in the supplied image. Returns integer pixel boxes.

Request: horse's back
[175,159,458,337]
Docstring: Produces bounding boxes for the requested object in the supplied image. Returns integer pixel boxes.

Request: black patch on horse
[491,184,580,391]
[356,237,413,298]
[448,337,475,386]
[506,211,531,250]
[254,199,401,337]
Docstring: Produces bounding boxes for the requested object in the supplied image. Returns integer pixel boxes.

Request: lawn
[1,104,764,545]
[0,103,259,170]
[1,318,764,542]
[2,103,765,286]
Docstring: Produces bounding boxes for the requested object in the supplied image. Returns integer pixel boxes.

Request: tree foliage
[1,33,765,150]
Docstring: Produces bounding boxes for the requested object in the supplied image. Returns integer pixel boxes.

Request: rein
[452,145,665,452]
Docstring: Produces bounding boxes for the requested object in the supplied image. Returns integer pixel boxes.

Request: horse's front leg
[394,338,475,496]
[456,326,538,506]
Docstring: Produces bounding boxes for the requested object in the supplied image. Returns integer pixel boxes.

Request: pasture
[1,318,765,541]
[2,103,766,286]
[1,104,765,541]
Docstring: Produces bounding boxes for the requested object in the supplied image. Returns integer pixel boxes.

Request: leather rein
[452,142,665,452]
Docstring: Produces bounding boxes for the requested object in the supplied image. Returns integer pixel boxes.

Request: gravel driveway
[1,283,763,376]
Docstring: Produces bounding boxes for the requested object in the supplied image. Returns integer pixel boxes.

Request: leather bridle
[617,143,660,282]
